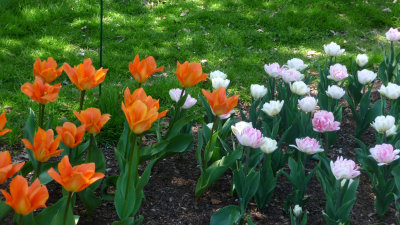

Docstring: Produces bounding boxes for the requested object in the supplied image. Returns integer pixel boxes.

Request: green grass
[0,0,399,144]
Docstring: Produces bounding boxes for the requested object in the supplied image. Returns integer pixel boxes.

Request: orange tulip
[73,108,110,134]
[48,156,104,192]
[1,175,48,215]
[56,122,86,149]
[63,58,108,91]
[176,61,208,88]
[129,54,164,83]
[0,151,24,185]
[22,127,63,162]
[123,87,159,109]
[122,88,168,134]
[202,87,239,116]
[33,57,63,83]
[0,112,11,137]
[21,78,61,105]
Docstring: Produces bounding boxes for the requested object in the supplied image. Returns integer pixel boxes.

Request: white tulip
[250,84,267,100]
[371,115,396,134]
[386,125,397,137]
[281,69,304,83]
[209,70,227,80]
[206,123,213,130]
[324,42,345,57]
[290,81,310,95]
[212,77,230,89]
[298,96,317,113]
[231,121,253,136]
[260,137,277,154]
[357,69,376,85]
[379,82,400,100]
[169,88,197,109]
[293,205,302,217]
[264,62,283,78]
[286,58,308,71]
[356,54,368,67]
[262,100,284,117]
[326,85,345,99]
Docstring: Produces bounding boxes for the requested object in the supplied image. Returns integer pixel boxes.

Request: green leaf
[78,188,102,214]
[165,115,196,139]
[0,200,11,221]
[50,196,76,225]
[210,205,241,225]
[35,197,65,225]
[23,109,38,170]
[101,176,118,201]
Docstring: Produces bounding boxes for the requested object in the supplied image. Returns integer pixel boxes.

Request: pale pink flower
[290,137,324,154]
[264,63,284,78]
[370,144,400,166]
[235,127,265,148]
[312,110,340,133]
[330,156,361,180]
[328,64,348,82]
[169,88,197,109]
[386,28,400,42]
[281,68,304,83]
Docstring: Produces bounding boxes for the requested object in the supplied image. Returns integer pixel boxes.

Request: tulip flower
[63,58,108,110]
[327,64,348,82]
[0,151,24,185]
[330,156,360,180]
[379,82,400,100]
[262,100,284,117]
[176,61,208,88]
[202,87,239,118]
[56,122,86,149]
[286,58,308,71]
[250,84,267,100]
[0,112,12,137]
[234,127,265,149]
[21,77,61,105]
[1,175,48,216]
[48,156,105,192]
[370,144,400,166]
[312,110,340,133]
[324,42,345,57]
[293,205,302,217]
[290,81,310,95]
[326,85,345,99]
[260,137,277,154]
[129,54,164,84]
[212,77,230,90]
[231,121,253,136]
[290,137,324,155]
[385,28,400,42]
[281,69,304,83]
[74,108,110,134]
[357,69,376,85]
[33,57,63,83]
[264,62,284,78]
[356,54,368,67]
[298,96,317,113]
[169,88,197,109]
[371,115,395,134]
[209,70,227,80]
[22,127,63,163]
[123,87,159,109]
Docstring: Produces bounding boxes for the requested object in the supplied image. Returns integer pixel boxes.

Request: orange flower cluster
[0,151,24,185]
[21,78,61,105]
[0,112,11,137]
[74,108,110,134]
[33,57,63,83]
[1,176,49,215]
[129,54,164,83]
[56,122,86,149]
[22,127,63,162]
[202,87,239,116]
[122,88,168,134]
[48,156,104,193]
[63,58,108,91]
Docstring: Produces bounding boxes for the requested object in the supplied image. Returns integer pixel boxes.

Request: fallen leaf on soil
[180,9,189,17]
[211,199,221,205]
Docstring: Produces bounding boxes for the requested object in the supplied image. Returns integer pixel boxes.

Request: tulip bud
[371,115,395,134]
[340,179,354,188]
[286,58,308,71]
[250,84,267,100]
[212,77,230,89]
[293,205,302,217]
[379,82,400,100]
[324,42,345,57]
[326,85,345,99]
[260,137,277,154]
[290,81,309,95]
[262,100,284,117]
[206,123,213,130]
[298,96,317,113]
[357,69,376,85]
[356,54,368,67]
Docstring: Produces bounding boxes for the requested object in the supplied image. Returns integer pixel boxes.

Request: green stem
[324,132,330,152]
[138,83,142,88]
[336,185,342,211]
[63,192,73,225]
[36,162,42,180]
[68,147,73,163]
[18,214,23,225]
[79,90,86,111]
[86,134,95,163]
[203,116,220,169]
[122,134,138,217]
[39,103,45,128]
[245,147,249,175]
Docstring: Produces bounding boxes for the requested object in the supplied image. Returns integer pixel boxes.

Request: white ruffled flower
[212,77,230,89]
[286,58,308,71]
[290,81,310,95]
[293,205,302,217]
[231,121,253,136]
[281,69,304,83]
[298,96,317,113]
[324,42,345,57]
[260,137,277,154]
[326,85,345,99]
[356,54,368,67]
[209,70,227,80]
[250,84,267,100]
[379,82,400,100]
[357,69,376,85]
[371,115,396,134]
[262,100,284,117]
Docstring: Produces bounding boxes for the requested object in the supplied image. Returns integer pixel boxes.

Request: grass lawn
[0,0,399,145]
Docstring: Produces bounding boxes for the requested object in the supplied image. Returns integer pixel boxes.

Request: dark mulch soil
[1,92,399,224]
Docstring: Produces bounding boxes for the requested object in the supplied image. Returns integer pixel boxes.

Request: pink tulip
[312,110,340,133]
[264,63,284,78]
[330,156,360,180]
[290,137,324,154]
[235,127,264,148]
[328,64,348,82]
[370,144,400,166]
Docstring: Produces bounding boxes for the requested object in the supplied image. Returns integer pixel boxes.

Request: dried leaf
[180,9,189,17]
